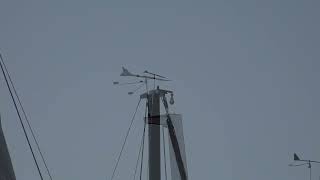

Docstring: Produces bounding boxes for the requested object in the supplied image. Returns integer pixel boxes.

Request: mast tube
[148,91,161,180]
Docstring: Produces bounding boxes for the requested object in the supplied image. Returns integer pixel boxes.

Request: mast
[115,67,188,180]
[147,89,161,180]
[140,87,168,180]
[0,116,16,180]
[141,87,189,180]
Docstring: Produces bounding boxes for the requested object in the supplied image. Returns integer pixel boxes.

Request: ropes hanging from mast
[0,54,54,180]
[110,98,141,180]
[0,54,44,180]
[133,121,146,180]
[133,100,149,180]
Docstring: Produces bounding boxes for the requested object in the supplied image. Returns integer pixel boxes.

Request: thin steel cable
[162,127,168,180]
[133,122,145,180]
[0,54,44,180]
[133,103,147,180]
[0,54,53,180]
[110,98,141,180]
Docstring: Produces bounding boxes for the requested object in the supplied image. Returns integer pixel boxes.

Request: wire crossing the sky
[133,122,146,180]
[110,98,141,180]
[0,54,54,180]
[0,54,44,180]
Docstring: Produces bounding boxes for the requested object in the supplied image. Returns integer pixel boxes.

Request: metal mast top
[114,67,187,180]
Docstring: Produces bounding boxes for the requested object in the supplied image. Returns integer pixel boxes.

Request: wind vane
[113,67,171,96]
[120,67,170,81]
[289,153,320,180]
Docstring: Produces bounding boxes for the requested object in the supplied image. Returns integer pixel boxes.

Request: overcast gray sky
[1,0,320,180]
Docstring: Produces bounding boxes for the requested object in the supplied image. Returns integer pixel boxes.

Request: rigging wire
[0,54,53,180]
[133,127,143,180]
[110,98,141,180]
[133,121,146,180]
[162,126,168,180]
[0,54,44,180]
[134,100,148,180]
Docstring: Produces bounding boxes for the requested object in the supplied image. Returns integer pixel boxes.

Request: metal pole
[148,90,161,180]
[309,162,312,180]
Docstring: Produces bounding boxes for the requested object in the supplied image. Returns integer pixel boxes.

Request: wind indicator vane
[289,153,320,180]
[120,67,170,81]
[113,67,171,95]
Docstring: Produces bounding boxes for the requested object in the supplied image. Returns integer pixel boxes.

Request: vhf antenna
[113,67,171,95]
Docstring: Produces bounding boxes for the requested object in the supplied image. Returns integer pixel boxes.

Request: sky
[1,0,320,180]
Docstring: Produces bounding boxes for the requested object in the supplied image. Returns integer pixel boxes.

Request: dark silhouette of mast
[0,116,16,180]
